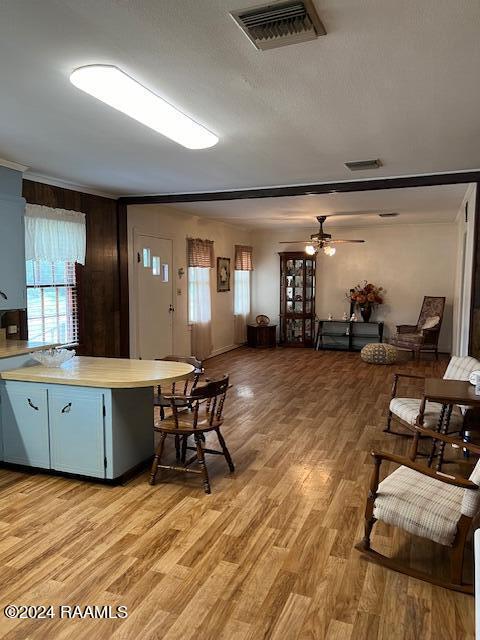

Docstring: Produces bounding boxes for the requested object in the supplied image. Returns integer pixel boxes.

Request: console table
[315,320,384,352]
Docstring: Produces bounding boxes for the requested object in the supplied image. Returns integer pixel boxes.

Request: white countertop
[0,340,59,360]
[0,356,194,388]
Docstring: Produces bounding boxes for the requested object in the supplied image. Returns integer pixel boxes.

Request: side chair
[356,427,480,594]
[149,376,234,494]
[390,295,445,360]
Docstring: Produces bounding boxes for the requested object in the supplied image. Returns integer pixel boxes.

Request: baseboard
[207,344,244,359]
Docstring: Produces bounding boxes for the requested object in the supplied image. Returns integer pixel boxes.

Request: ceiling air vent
[345,159,383,171]
[378,212,399,218]
[230,1,326,51]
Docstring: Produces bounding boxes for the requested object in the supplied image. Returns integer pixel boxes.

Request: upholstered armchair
[390,296,445,359]
[385,355,480,437]
[356,430,480,593]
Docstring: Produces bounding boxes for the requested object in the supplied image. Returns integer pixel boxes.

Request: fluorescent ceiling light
[70,65,219,150]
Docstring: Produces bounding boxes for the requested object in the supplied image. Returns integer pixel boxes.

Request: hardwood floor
[0,348,474,639]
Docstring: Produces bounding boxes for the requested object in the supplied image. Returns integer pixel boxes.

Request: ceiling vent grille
[345,159,383,171]
[230,1,326,51]
[378,212,399,218]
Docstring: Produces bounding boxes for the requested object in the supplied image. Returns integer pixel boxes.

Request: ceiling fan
[279,215,365,256]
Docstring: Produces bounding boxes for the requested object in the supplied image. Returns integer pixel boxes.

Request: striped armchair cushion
[373,466,463,546]
[389,397,463,429]
[444,356,480,381]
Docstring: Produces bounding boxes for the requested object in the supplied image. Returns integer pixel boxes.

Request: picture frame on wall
[217,257,230,292]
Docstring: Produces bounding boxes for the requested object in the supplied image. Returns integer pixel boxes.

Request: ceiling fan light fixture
[305,244,316,255]
[323,245,336,256]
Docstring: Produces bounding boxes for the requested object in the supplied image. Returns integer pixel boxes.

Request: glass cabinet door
[279,253,316,346]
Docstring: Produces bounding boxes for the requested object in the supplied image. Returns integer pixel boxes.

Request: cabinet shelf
[279,252,315,347]
[316,320,384,352]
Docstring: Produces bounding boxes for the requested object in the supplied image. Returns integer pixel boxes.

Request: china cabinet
[279,252,315,347]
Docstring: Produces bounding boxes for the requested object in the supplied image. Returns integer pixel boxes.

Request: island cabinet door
[0,383,50,467]
[49,388,105,478]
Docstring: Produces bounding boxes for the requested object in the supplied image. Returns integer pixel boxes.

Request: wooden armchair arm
[414,426,480,456]
[396,324,417,334]
[370,449,479,490]
[391,372,426,399]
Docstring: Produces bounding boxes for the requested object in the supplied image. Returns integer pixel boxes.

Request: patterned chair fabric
[389,397,463,429]
[361,343,397,364]
[390,296,445,354]
[373,458,480,546]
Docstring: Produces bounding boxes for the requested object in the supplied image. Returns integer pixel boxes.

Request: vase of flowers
[347,281,384,322]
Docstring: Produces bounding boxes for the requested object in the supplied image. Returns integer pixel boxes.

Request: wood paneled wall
[22,180,129,358]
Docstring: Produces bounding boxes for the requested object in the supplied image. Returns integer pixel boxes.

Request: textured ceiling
[1,1,480,195]
[162,184,469,229]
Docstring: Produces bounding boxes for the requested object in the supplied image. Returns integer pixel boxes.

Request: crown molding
[0,157,29,172]
[24,172,118,200]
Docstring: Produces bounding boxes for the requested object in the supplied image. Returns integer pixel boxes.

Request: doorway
[133,232,174,359]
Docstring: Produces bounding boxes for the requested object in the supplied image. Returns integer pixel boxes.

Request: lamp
[323,246,336,256]
[305,244,316,255]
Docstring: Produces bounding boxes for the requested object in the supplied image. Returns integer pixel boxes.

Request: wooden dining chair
[356,427,480,593]
[149,376,234,494]
[154,355,204,461]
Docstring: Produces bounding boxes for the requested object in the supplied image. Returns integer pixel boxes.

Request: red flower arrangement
[347,281,385,321]
[349,281,384,306]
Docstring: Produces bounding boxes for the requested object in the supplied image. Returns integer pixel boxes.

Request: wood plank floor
[0,348,475,639]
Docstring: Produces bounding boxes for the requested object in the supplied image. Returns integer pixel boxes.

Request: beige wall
[252,222,458,352]
[128,204,252,358]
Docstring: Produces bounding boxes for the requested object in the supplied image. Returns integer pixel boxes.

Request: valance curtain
[25,204,86,265]
[234,245,253,344]
[187,238,214,360]
[187,238,214,268]
[234,245,254,271]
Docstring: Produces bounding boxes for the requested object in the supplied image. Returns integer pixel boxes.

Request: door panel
[1,383,50,467]
[134,233,174,359]
[49,388,105,478]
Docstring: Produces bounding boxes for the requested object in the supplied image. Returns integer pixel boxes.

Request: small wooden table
[419,378,480,469]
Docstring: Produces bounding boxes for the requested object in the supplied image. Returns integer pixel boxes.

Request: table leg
[427,403,446,467]
[436,403,453,472]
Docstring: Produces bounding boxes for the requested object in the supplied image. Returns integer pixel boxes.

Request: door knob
[169,304,175,312]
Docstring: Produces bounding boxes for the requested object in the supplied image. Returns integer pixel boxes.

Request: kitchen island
[0,356,193,481]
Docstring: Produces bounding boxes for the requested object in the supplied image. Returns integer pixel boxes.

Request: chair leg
[385,410,393,433]
[194,433,211,494]
[174,434,181,462]
[215,427,235,472]
[150,432,167,485]
[181,435,188,464]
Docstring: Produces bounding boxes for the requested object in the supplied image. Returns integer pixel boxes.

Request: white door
[134,233,174,359]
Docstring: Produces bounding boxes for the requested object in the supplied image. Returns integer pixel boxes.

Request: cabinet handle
[27,398,39,411]
[0,290,7,300]
[61,402,72,414]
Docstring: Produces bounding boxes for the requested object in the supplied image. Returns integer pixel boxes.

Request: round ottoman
[361,343,397,365]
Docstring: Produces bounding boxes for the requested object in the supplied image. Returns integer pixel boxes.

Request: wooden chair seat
[155,413,223,434]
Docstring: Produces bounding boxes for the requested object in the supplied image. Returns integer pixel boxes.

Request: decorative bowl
[32,348,76,368]
[469,370,480,385]
[256,314,270,326]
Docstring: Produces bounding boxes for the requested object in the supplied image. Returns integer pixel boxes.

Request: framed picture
[217,257,231,292]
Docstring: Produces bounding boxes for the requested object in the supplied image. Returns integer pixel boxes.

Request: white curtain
[25,204,86,264]
[234,270,250,344]
[188,267,213,360]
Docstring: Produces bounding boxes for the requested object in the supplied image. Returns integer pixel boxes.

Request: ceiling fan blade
[278,240,310,244]
[329,239,365,244]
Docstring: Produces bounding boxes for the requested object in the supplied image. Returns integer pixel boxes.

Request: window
[234,270,250,316]
[188,267,211,323]
[26,260,79,344]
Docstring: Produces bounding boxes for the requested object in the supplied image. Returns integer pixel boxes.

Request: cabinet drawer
[0,383,49,467]
[49,388,105,478]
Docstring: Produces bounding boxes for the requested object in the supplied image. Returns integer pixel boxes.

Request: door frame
[130,229,175,359]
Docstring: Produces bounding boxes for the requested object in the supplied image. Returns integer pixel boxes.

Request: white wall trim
[206,344,242,359]
[24,171,117,199]
[0,157,29,172]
